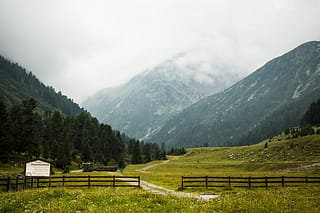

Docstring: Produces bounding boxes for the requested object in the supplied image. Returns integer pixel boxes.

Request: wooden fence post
[23,176,26,190]
[205,176,208,189]
[305,176,308,184]
[88,175,91,188]
[6,177,10,192]
[62,176,65,187]
[16,176,19,191]
[248,176,251,188]
[138,176,140,187]
[281,176,285,187]
[113,176,115,187]
[49,176,52,188]
[265,176,268,189]
[228,176,231,187]
[181,176,184,190]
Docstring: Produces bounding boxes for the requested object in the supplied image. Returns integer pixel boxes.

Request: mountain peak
[150,41,320,148]
[83,50,241,139]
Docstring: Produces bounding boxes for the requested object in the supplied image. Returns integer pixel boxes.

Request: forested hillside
[0,98,166,171]
[0,56,83,116]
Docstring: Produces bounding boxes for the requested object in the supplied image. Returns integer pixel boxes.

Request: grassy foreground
[1,186,320,213]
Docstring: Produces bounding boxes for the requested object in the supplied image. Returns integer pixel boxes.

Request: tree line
[0,98,166,172]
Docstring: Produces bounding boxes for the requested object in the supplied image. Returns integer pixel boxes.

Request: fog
[0,0,319,102]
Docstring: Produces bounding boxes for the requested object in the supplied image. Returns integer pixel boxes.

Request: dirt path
[139,180,219,200]
[109,158,219,200]
[138,159,171,172]
[279,162,320,173]
[109,173,219,200]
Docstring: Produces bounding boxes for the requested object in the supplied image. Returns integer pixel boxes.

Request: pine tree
[142,143,151,163]
[10,103,23,153]
[0,99,11,163]
[118,154,126,170]
[20,98,39,157]
[131,141,142,164]
[56,133,72,171]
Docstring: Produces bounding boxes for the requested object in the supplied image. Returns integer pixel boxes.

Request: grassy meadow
[1,186,320,212]
[121,134,320,191]
[1,133,320,212]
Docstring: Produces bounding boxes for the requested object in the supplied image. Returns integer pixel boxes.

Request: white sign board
[25,160,51,177]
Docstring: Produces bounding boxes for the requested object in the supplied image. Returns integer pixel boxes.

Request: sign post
[25,159,52,177]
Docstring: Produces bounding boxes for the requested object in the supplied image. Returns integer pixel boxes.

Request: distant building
[82,162,93,172]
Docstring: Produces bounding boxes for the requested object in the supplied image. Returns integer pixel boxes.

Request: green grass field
[121,134,320,191]
[1,186,320,212]
[1,134,320,212]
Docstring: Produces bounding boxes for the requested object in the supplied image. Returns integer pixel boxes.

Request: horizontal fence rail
[0,175,140,192]
[181,176,320,189]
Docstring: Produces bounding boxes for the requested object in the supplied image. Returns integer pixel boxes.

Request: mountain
[0,55,84,116]
[83,50,241,139]
[150,41,320,148]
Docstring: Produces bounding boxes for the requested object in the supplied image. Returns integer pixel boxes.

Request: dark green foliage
[0,98,127,169]
[167,147,187,156]
[0,99,11,163]
[0,55,84,116]
[299,126,315,136]
[0,55,170,167]
[56,133,72,170]
[131,141,142,164]
[126,139,163,164]
[142,143,152,163]
[1,98,161,169]
[118,154,126,170]
[301,99,320,126]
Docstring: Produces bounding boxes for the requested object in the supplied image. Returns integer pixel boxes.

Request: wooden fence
[0,175,140,192]
[181,176,320,189]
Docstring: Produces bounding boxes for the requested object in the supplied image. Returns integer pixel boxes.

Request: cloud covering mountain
[83,50,242,139]
[0,0,319,102]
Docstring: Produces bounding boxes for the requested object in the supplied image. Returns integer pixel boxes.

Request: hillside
[0,56,84,116]
[150,41,320,148]
[83,51,241,139]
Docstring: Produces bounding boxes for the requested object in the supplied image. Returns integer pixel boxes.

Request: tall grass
[1,187,319,212]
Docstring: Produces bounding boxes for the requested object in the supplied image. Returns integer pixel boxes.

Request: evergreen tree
[142,143,151,163]
[10,103,23,153]
[56,133,72,170]
[0,99,11,163]
[118,154,126,170]
[301,99,320,126]
[20,98,39,157]
[131,141,142,164]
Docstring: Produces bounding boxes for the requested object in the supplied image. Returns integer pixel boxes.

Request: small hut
[82,162,93,172]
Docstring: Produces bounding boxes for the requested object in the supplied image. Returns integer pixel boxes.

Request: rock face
[83,50,241,139]
[150,41,320,148]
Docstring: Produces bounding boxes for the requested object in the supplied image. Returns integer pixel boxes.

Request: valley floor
[1,134,320,212]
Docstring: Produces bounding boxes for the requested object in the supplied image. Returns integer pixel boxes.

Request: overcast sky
[0,0,319,103]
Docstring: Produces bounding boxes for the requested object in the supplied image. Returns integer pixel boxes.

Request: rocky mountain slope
[150,41,320,148]
[83,51,241,139]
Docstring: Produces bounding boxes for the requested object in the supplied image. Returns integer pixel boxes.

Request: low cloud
[0,0,319,102]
